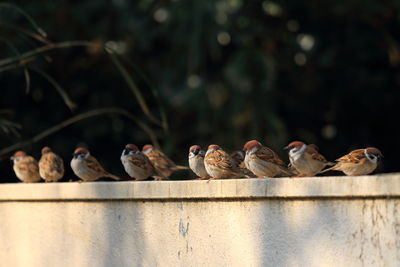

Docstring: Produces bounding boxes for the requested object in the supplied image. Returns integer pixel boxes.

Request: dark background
[0,0,398,182]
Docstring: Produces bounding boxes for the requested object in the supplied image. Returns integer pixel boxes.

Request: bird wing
[336,149,365,164]
[256,147,286,167]
[128,153,155,174]
[148,150,176,169]
[40,153,64,176]
[230,151,244,166]
[205,150,236,171]
[215,150,237,170]
[85,156,106,173]
[51,153,64,174]
[26,156,39,173]
[306,145,328,163]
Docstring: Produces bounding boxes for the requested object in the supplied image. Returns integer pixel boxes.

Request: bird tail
[319,165,337,174]
[173,165,189,171]
[280,166,294,177]
[151,169,169,180]
[152,175,169,181]
[105,173,121,180]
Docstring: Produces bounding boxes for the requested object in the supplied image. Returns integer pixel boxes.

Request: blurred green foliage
[0,0,399,181]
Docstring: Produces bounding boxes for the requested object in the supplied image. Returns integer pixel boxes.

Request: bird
[121,144,164,181]
[142,144,188,178]
[243,140,292,178]
[284,141,333,177]
[204,144,243,180]
[38,146,65,182]
[230,150,246,166]
[230,150,257,178]
[188,145,209,180]
[10,151,41,183]
[320,147,383,176]
[70,147,120,182]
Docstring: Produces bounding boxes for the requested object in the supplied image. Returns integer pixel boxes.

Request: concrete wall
[0,174,399,267]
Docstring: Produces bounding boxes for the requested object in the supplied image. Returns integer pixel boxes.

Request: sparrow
[10,151,41,183]
[230,150,257,178]
[121,144,164,181]
[70,147,120,182]
[142,144,188,178]
[204,144,243,180]
[320,147,383,176]
[230,150,246,167]
[243,140,292,178]
[188,145,209,179]
[284,141,333,177]
[38,146,64,182]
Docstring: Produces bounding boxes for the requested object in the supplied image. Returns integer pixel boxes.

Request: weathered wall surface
[0,174,399,267]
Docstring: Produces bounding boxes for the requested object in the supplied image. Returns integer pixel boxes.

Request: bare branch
[29,66,77,111]
[0,22,50,44]
[0,3,47,38]
[106,48,163,127]
[0,57,35,73]
[0,41,96,68]
[23,67,31,93]
[0,107,159,159]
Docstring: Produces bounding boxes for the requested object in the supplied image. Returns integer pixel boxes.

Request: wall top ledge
[0,173,399,201]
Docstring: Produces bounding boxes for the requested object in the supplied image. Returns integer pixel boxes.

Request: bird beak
[283,146,289,150]
[10,156,14,161]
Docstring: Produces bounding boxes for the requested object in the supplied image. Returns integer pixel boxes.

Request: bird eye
[367,153,377,161]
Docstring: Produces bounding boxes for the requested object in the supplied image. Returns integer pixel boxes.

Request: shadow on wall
[257,198,400,266]
[0,185,147,267]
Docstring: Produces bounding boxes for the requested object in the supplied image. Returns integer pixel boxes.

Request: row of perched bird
[9,140,383,183]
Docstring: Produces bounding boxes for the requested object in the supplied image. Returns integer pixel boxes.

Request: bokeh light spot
[322,124,337,139]
[262,1,282,17]
[154,8,168,23]
[105,41,127,54]
[297,34,315,51]
[216,12,228,24]
[187,74,201,89]
[294,52,307,65]
[217,32,231,46]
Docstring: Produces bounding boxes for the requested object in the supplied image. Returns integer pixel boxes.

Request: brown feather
[39,152,64,181]
[336,149,365,163]
[255,147,286,167]
[306,145,330,163]
[205,149,243,178]
[145,149,184,177]
[86,156,120,180]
